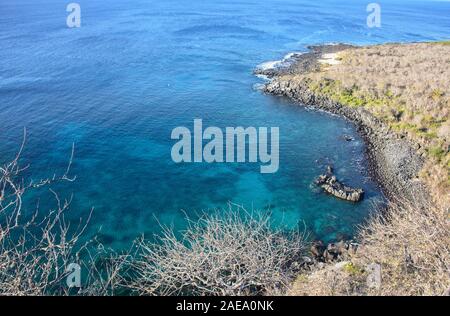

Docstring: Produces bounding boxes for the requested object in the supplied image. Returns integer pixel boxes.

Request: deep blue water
[1,0,449,248]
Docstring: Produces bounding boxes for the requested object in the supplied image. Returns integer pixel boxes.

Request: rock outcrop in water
[259,44,429,204]
[315,166,364,202]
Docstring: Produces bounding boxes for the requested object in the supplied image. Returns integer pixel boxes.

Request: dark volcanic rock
[310,240,326,259]
[310,240,359,263]
[315,166,365,202]
[254,44,355,79]
[342,134,354,142]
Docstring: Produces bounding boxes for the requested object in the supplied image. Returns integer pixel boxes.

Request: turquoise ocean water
[1,0,449,248]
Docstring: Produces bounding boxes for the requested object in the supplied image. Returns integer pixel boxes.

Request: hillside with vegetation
[261,41,450,296]
[271,42,449,206]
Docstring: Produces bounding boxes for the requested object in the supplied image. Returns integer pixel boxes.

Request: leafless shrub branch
[289,195,450,296]
[0,130,89,295]
[355,197,450,296]
[127,205,308,296]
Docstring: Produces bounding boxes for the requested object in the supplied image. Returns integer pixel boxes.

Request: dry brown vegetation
[0,135,83,295]
[282,42,450,296]
[0,134,126,296]
[289,198,450,296]
[285,42,450,206]
[127,207,307,296]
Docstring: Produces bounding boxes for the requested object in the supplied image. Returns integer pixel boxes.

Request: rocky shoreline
[259,43,449,297]
[256,44,429,203]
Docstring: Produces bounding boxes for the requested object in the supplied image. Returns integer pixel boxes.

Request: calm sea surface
[1,0,449,247]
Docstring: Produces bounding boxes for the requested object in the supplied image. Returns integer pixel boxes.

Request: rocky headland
[257,43,450,206]
[257,42,450,296]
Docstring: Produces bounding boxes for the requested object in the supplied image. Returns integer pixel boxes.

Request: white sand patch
[318,53,341,66]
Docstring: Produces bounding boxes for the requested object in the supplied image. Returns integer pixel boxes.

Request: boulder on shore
[309,240,360,263]
[315,166,364,202]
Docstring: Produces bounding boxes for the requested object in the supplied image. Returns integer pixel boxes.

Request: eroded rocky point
[315,166,364,202]
[310,240,359,263]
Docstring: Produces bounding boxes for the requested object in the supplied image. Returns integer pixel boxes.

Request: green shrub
[428,146,446,162]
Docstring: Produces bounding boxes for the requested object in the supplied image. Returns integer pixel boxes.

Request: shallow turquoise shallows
[1,0,449,248]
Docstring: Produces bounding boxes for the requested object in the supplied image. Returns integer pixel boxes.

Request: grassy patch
[308,78,388,108]
[428,146,447,162]
[431,89,445,101]
[343,262,364,275]
[431,40,450,46]
[295,274,309,283]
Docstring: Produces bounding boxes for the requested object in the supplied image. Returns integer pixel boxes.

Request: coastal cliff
[258,42,449,207]
[257,42,450,296]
